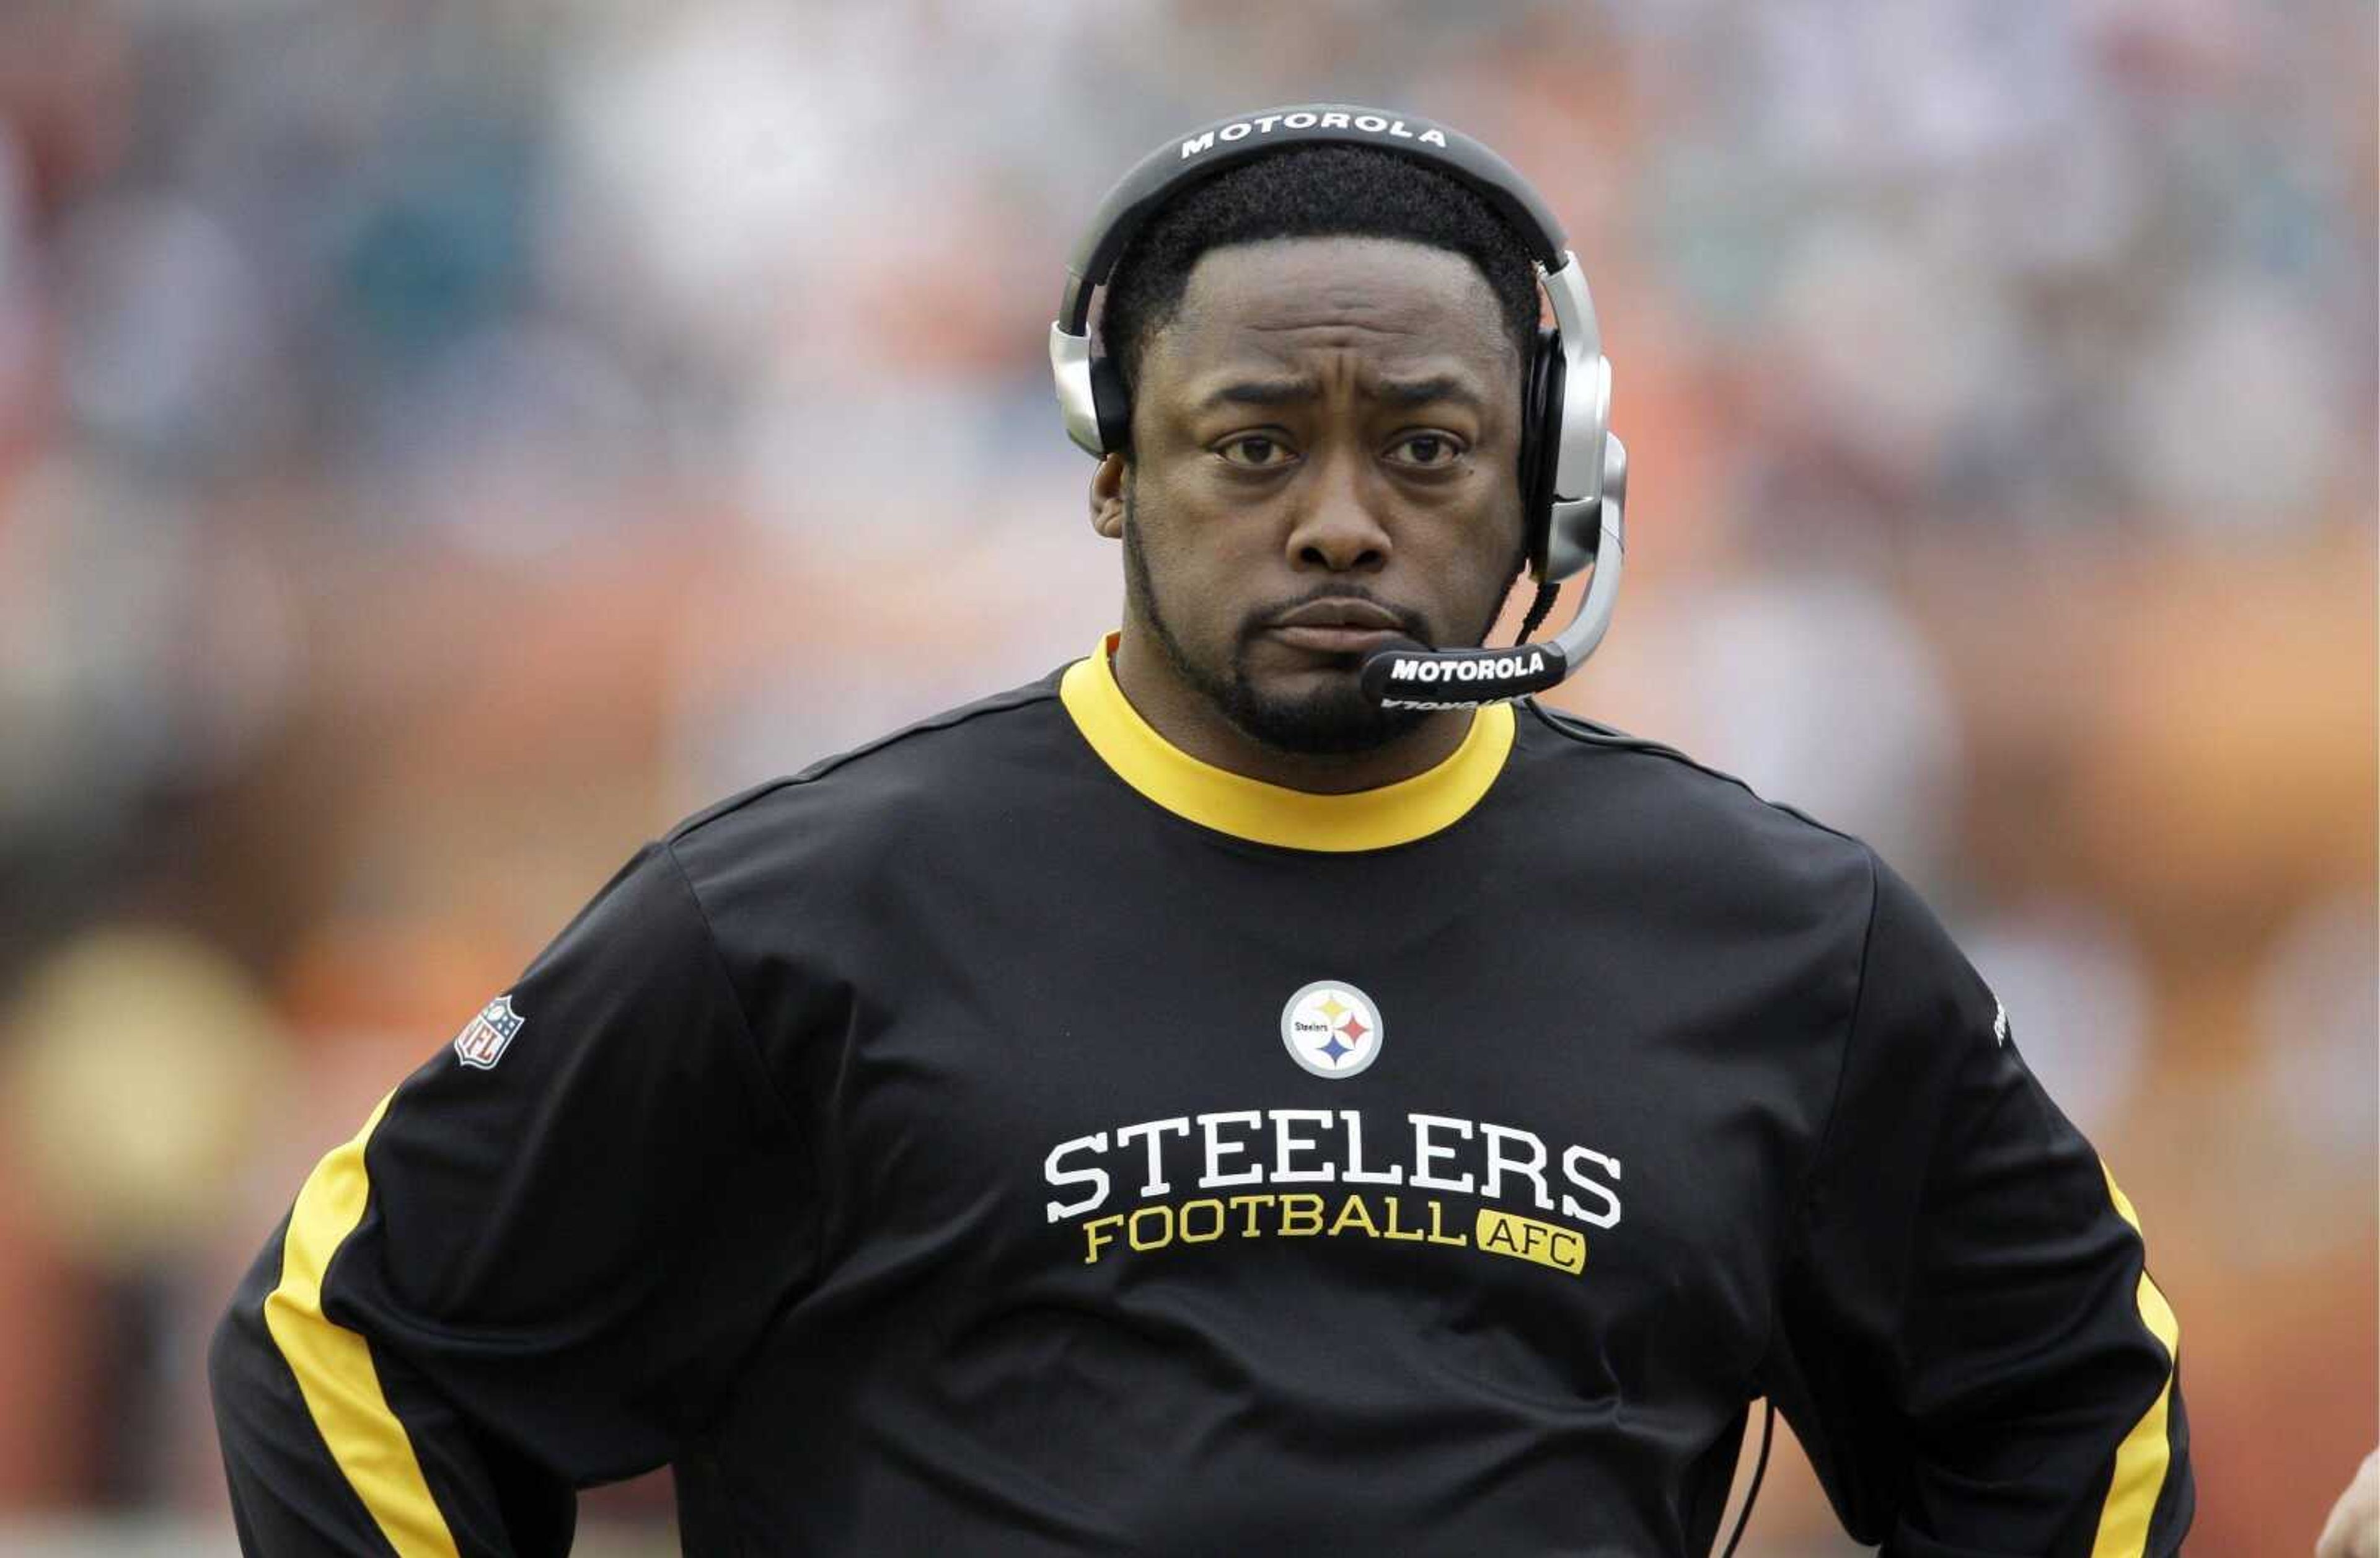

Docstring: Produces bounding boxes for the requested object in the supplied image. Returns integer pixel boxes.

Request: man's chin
[1222,671,1430,758]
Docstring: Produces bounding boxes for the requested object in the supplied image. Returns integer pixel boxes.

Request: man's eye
[1217,434,1295,469]
[1386,432,1465,468]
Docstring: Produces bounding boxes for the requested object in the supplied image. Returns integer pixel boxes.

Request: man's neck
[1108,630,1476,795]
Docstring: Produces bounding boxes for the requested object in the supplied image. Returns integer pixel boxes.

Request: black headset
[1049,104,1629,707]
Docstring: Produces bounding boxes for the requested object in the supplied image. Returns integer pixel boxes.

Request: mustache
[1237,586,1437,650]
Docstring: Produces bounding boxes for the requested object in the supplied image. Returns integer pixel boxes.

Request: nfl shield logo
[454,995,526,1070]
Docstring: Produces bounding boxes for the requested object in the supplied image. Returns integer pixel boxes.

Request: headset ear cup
[1519,325,1566,578]
[1091,356,1132,456]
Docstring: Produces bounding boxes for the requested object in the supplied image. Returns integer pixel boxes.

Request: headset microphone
[1359,434,1625,710]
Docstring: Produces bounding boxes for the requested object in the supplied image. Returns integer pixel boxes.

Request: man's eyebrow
[1368,374,1484,409]
[1199,378,1318,409]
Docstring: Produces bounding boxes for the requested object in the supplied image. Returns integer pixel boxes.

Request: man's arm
[209,843,819,1555]
[1761,851,2192,1557]
[2317,1450,2379,1558]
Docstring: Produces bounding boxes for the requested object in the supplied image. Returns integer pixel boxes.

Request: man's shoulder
[1508,697,1877,900]
[664,666,1078,865]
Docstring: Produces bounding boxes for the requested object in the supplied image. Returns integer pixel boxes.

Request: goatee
[1121,502,1435,757]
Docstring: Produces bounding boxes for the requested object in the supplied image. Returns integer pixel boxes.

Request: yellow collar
[1059,635,1514,852]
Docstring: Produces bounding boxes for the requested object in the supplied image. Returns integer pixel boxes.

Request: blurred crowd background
[0,1,2371,1553]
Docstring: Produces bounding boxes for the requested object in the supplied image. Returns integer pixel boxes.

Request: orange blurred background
[0,3,2370,1553]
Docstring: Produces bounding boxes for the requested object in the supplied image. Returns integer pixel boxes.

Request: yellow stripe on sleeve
[262,1092,462,1558]
[2089,1161,2180,1558]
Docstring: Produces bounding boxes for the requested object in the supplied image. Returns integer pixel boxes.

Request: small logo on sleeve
[1992,999,2010,1046]
[1280,981,1384,1079]
[454,995,526,1069]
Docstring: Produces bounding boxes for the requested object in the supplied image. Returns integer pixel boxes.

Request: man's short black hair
[1096,145,1543,417]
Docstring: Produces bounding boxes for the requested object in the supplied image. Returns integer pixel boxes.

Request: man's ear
[1089,453,1129,539]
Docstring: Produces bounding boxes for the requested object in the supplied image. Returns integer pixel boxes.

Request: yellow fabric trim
[2090,1160,2180,1558]
[1059,637,1515,852]
[263,1092,461,1558]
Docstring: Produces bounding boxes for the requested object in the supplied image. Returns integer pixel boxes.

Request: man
[211,108,2193,1556]
[2320,1451,2379,1558]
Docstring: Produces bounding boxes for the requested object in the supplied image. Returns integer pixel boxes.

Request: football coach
[210,105,2194,1557]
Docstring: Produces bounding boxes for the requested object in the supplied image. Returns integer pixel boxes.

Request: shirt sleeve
[1761,850,2193,1558]
[209,841,819,1557]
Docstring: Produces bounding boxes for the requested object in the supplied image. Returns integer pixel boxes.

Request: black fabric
[211,668,2191,1556]
[1090,353,1132,457]
[1519,322,1567,578]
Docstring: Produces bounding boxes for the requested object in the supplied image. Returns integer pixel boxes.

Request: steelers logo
[1279,981,1385,1079]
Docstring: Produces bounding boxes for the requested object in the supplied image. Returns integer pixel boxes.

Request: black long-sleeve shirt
[211,644,2192,1554]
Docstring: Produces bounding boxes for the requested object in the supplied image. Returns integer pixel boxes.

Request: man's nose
[1285,446,1391,573]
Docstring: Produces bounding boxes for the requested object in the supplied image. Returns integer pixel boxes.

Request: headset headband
[1055,104,1571,337]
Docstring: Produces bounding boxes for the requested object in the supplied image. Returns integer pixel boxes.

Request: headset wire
[1719,1399,1776,1558]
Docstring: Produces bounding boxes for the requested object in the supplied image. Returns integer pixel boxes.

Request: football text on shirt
[1044,1108,1622,1278]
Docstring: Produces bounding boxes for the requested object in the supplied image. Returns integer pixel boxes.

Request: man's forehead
[1153,236,1516,379]
[1178,359,1494,415]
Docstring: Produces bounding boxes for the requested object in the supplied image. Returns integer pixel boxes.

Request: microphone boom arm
[1359,436,1628,709]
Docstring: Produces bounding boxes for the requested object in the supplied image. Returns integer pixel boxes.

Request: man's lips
[1262,598,1417,656]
